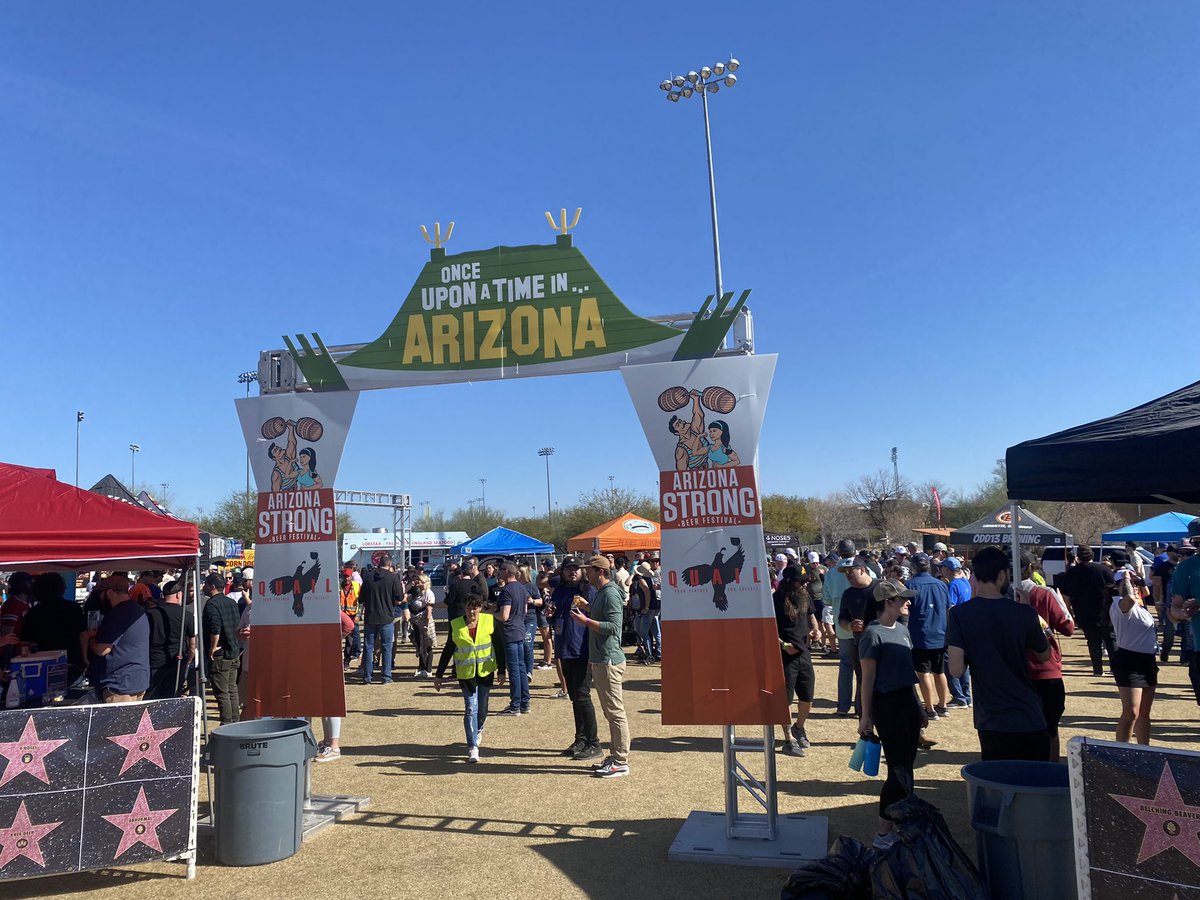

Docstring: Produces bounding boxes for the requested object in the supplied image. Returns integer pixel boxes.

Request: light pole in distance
[660,58,739,304]
[479,478,487,510]
[538,447,555,521]
[75,411,84,487]
[129,444,140,490]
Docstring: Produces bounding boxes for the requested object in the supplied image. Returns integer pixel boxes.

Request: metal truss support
[723,725,779,840]
[333,490,413,568]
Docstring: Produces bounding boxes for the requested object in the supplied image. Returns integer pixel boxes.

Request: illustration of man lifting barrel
[261,416,325,491]
[659,385,738,471]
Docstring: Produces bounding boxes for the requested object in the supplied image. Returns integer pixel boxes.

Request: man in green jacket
[571,554,630,778]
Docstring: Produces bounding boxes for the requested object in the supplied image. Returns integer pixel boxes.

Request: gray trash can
[962,761,1075,900]
[206,718,318,866]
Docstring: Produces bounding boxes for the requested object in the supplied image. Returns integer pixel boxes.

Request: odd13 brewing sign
[623,354,788,726]
[237,391,358,718]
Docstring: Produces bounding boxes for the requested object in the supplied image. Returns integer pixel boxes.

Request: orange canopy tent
[567,512,661,554]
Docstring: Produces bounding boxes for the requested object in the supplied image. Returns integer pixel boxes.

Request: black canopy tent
[949,504,1072,549]
[1006,379,1200,506]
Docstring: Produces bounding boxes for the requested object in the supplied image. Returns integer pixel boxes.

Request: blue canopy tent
[449,526,554,557]
[1102,512,1198,543]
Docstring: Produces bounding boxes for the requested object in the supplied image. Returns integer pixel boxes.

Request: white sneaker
[594,760,630,778]
[314,746,341,763]
[467,746,479,764]
[873,831,899,850]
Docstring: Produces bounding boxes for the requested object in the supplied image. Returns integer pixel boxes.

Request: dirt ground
[10,635,1197,899]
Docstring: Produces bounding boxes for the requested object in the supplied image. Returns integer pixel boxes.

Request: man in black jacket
[444,557,489,623]
[147,580,195,699]
[1060,546,1115,676]
[360,556,404,684]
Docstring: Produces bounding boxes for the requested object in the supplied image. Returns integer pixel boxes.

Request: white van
[1040,545,1154,584]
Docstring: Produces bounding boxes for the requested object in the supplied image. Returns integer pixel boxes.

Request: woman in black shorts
[859,579,926,851]
[1110,570,1158,744]
[773,573,819,757]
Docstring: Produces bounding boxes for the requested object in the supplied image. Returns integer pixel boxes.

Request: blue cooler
[9,651,69,703]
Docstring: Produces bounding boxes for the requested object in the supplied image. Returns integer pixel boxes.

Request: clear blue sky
[3,2,1197,530]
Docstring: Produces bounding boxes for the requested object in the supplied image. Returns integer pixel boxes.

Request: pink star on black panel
[107,708,181,776]
[1110,762,1200,870]
[101,786,178,858]
[0,716,68,787]
[0,800,63,870]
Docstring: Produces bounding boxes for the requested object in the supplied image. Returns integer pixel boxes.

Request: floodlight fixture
[655,56,743,308]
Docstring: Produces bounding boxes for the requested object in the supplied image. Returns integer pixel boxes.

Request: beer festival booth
[566,512,661,556]
[0,462,203,883]
[1006,378,1200,899]
[239,214,824,867]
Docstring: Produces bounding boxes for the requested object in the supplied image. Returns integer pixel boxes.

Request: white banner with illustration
[235,392,359,718]
[622,355,787,726]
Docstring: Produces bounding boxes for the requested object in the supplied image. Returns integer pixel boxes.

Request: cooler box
[9,651,69,701]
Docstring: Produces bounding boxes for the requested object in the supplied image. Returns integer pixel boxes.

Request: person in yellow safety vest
[434,595,507,763]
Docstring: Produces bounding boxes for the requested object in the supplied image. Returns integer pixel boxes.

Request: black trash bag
[781,835,878,900]
[869,772,987,900]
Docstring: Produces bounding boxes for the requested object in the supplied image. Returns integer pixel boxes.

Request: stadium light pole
[129,444,140,490]
[538,447,555,521]
[239,371,259,494]
[479,477,487,510]
[75,410,84,487]
[659,57,740,304]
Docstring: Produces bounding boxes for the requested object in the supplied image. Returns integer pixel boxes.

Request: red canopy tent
[0,463,199,570]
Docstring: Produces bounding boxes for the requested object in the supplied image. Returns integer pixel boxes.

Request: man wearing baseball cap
[146,579,196,700]
[549,558,600,759]
[571,555,630,778]
[906,554,952,720]
[88,575,151,703]
[771,553,788,590]
[938,557,972,708]
[824,539,858,715]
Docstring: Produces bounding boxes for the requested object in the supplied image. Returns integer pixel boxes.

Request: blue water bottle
[848,738,868,772]
[863,735,882,777]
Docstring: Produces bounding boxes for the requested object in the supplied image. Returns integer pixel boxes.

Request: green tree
[445,504,506,541]
[761,494,815,541]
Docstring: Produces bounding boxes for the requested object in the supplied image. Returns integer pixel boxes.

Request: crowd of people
[0,568,251,718]
[766,526,1200,850]
[336,550,663,776]
[4,525,1199,816]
